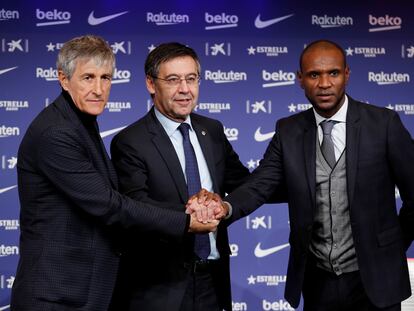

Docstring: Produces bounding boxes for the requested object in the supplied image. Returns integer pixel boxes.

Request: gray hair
[57,35,115,79]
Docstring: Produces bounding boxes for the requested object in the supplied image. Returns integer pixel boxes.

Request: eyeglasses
[151,75,201,87]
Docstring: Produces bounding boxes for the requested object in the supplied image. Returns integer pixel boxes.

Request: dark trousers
[302,260,401,311]
[179,260,221,311]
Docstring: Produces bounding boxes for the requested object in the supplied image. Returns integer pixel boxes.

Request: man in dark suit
[222,40,414,310]
[110,42,249,311]
[11,35,217,311]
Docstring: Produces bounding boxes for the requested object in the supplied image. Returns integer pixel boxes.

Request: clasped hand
[186,189,227,233]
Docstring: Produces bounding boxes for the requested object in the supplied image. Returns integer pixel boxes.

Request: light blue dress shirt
[154,108,219,259]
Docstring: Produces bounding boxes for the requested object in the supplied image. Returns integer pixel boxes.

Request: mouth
[174,98,192,105]
[316,93,334,101]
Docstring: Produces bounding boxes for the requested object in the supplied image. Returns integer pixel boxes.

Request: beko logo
[36,67,58,81]
[369,14,402,32]
[368,71,410,85]
[112,68,131,84]
[204,12,238,30]
[0,126,20,137]
[35,8,71,27]
[204,70,247,83]
[263,299,294,311]
[312,15,353,28]
[224,127,239,141]
[262,70,295,87]
[147,12,189,25]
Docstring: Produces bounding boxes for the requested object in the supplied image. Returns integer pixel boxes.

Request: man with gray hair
[11,35,217,311]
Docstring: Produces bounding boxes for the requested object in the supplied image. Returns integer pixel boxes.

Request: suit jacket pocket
[34,244,93,307]
[377,226,403,247]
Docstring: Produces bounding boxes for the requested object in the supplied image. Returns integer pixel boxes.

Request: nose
[318,74,332,89]
[93,79,103,95]
[177,79,190,93]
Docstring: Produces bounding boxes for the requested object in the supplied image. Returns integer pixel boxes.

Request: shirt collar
[314,94,348,127]
[154,107,193,137]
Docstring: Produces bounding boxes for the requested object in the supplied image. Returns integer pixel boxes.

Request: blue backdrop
[1,1,414,310]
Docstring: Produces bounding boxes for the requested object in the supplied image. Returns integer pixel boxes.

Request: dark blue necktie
[179,123,211,260]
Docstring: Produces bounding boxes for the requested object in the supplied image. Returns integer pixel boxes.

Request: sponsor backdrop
[1,1,414,310]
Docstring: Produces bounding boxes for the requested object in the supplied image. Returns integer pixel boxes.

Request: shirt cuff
[223,201,232,220]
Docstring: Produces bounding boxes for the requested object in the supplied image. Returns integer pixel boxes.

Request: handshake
[186,189,228,234]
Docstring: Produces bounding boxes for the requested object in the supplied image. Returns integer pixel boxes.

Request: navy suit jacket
[226,97,414,308]
[11,93,188,311]
[110,108,249,311]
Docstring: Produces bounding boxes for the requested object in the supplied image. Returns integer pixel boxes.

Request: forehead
[301,47,345,71]
[158,56,198,75]
[73,58,113,74]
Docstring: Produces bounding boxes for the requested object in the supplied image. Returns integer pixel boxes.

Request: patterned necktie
[178,123,211,260]
[320,120,337,168]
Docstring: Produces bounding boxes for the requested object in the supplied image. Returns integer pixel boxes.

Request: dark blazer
[110,108,249,311]
[226,97,414,308]
[11,93,188,311]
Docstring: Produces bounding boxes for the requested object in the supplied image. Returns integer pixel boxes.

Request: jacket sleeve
[36,125,188,239]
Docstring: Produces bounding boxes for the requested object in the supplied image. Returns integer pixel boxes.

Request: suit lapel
[192,117,219,193]
[55,93,117,188]
[303,110,317,210]
[147,110,189,202]
[345,98,361,207]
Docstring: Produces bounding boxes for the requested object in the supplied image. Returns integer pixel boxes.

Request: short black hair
[145,42,200,78]
[299,40,347,72]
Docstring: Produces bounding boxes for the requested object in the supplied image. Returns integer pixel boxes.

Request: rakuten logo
[368,71,410,85]
[263,299,294,311]
[368,14,402,32]
[112,68,131,84]
[312,14,353,28]
[0,244,19,257]
[0,9,19,21]
[262,70,295,88]
[204,70,247,83]
[0,125,20,138]
[36,67,58,81]
[146,12,189,25]
[204,12,238,30]
[36,8,71,27]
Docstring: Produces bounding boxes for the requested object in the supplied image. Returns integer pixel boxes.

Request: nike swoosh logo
[254,243,290,258]
[0,185,17,194]
[88,11,129,26]
[255,14,294,29]
[0,67,18,75]
[254,127,275,142]
[100,126,127,138]
[0,305,10,311]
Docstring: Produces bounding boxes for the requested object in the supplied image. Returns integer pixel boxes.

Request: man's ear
[344,66,350,85]
[58,70,69,91]
[146,75,155,95]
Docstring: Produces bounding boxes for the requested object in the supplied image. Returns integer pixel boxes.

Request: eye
[330,70,339,76]
[167,77,180,84]
[310,72,319,79]
[186,76,197,84]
